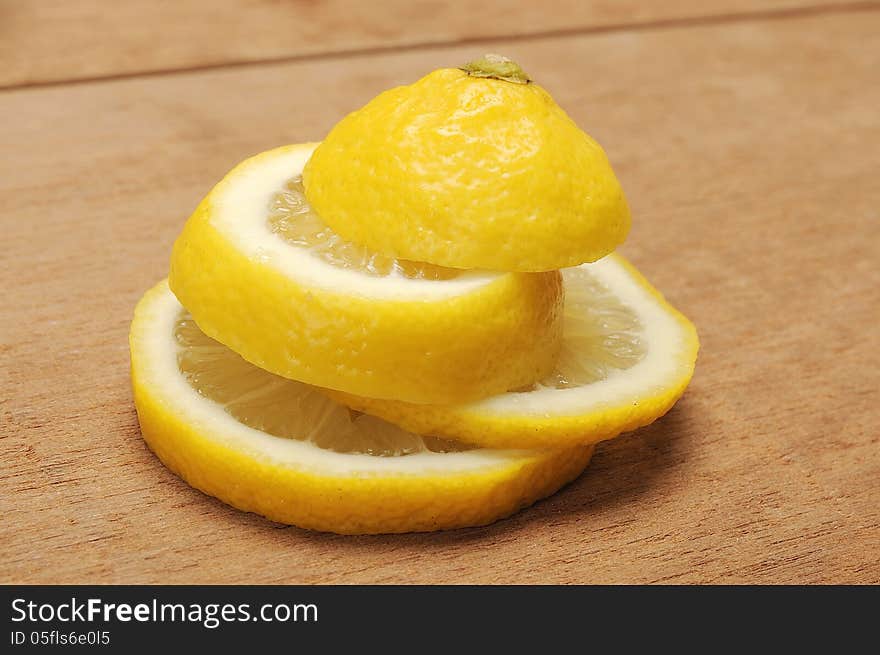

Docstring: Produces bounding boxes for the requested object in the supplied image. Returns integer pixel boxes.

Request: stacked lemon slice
[131,56,698,534]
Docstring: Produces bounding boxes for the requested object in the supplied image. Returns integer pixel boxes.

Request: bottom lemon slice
[130,280,593,535]
[333,254,699,450]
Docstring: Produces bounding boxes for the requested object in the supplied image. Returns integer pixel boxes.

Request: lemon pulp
[174,313,467,456]
[268,177,458,280]
[539,266,646,389]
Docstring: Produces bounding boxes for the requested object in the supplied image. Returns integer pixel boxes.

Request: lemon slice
[169,144,563,404]
[332,255,699,450]
[130,280,593,534]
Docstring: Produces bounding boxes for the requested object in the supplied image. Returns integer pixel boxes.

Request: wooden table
[2,1,878,584]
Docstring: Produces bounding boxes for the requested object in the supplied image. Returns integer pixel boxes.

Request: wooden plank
[2,9,878,583]
[0,0,867,88]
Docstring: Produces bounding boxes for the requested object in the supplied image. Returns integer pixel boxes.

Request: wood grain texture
[2,8,879,584]
[0,0,868,88]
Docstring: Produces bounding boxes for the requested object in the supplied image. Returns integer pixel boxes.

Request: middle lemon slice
[169,144,563,404]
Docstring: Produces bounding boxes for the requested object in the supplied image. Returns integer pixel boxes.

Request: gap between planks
[2,0,878,93]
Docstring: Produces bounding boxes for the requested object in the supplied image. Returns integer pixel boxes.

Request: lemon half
[303,60,630,272]
[169,144,563,404]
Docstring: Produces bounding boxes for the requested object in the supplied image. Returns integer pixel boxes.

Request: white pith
[464,255,691,417]
[210,144,500,300]
[134,282,535,476]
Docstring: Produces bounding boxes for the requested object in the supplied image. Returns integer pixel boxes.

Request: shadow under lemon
[283,401,697,546]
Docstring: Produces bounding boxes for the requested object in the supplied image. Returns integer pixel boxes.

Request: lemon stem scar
[459,54,531,84]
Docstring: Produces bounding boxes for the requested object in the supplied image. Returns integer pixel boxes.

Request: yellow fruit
[330,254,698,450]
[169,143,563,404]
[130,280,594,534]
[303,55,630,272]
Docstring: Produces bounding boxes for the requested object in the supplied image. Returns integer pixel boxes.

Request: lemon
[169,143,563,405]
[130,280,594,534]
[303,55,630,272]
[330,255,699,450]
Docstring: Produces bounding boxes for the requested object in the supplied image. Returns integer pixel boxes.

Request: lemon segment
[303,66,630,272]
[131,281,594,535]
[330,254,699,450]
[169,144,563,404]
